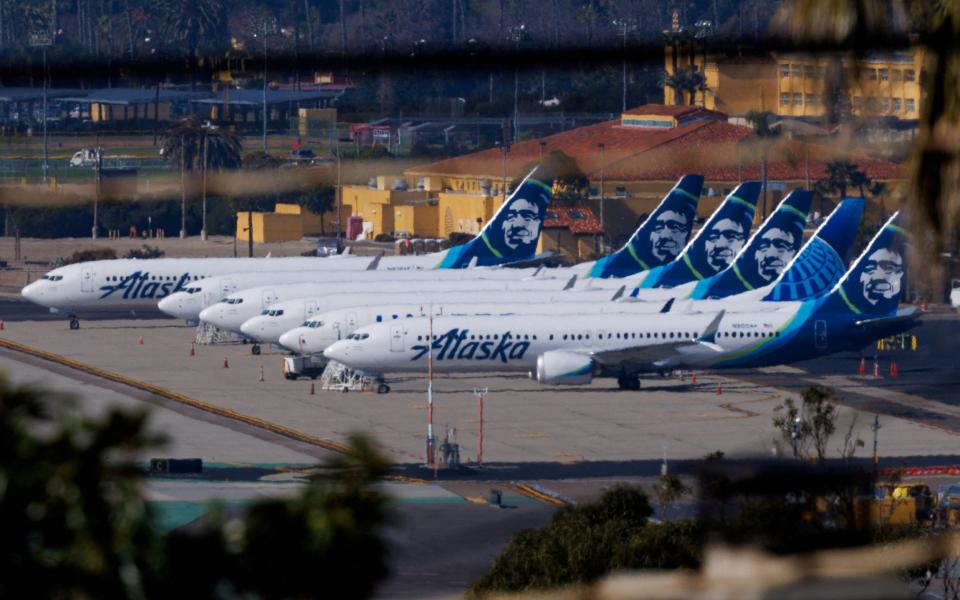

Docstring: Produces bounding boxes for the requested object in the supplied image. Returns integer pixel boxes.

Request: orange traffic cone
[873,357,880,378]
[0,320,5,331]
[189,343,196,357]
[223,357,229,369]
[716,384,722,396]
[691,372,697,385]
[890,361,899,377]
[309,382,315,395]
[858,357,866,377]
[138,336,144,345]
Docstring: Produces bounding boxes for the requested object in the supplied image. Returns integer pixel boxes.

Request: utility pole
[201,132,208,241]
[598,142,606,231]
[612,19,636,113]
[30,31,54,185]
[253,18,277,155]
[426,309,435,467]
[179,134,186,239]
[335,134,343,250]
[93,145,101,239]
[499,143,510,202]
[508,24,525,144]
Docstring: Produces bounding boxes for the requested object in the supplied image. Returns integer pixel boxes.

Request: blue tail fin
[816,212,909,318]
[435,166,553,268]
[688,188,812,299]
[586,174,702,278]
[761,198,865,301]
[637,180,761,288]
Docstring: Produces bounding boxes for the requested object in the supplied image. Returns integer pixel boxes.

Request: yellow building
[341,177,432,238]
[664,44,924,120]
[236,211,303,244]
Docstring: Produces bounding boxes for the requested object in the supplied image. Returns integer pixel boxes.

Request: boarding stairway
[319,360,378,392]
[194,322,232,346]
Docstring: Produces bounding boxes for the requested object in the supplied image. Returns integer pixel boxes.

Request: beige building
[664,45,924,120]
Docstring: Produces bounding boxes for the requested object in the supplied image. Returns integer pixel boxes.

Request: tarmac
[2,306,959,597]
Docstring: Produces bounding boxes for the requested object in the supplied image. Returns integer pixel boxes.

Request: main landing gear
[617,373,641,391]
[251,344,261,355]
[376,382,391,394]
[68,316,80,330]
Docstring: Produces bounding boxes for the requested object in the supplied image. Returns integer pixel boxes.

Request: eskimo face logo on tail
[99,271,192,300]
[410,328,530,363]
[753,223,802,283]
[501,197,543,251]
[859,248,903,305]
[650,210,691,262]
[705,218,749,272]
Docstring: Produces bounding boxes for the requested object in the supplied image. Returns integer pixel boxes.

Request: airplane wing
[366,255,381,270]
[590,311,725,368]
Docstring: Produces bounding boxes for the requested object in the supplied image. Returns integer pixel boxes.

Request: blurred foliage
[0,376,391,599]
[469,486,703,595]
[63,246,118,263]
[161,117,243,172]
[124,244,166,259]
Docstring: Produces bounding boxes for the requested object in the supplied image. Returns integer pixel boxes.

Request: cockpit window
[41,275,64,281]
[260,309,270,315]
[346,333,370,340]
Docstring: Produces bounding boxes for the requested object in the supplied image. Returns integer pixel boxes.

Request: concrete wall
[394,205,440,238]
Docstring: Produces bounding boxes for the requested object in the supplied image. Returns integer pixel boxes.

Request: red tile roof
[407,105,904,183]
[543,206,604,235]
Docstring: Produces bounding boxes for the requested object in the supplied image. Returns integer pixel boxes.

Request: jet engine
[534,351,594,385]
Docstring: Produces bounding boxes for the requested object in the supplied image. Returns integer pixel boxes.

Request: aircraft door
[814,320,828,350]
[81,269,96,293]
[389,325,405,352]
[304,300,318,320]
[220,278,232,296]
[332,320,342,340]
[262,289,277,308]
[346,312,358,330]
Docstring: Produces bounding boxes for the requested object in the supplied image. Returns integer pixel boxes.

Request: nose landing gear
[69,316,80,330]
[251,344,261,355]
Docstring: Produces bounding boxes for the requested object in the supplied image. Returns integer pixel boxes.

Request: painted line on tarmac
[510,482,568,506]
[0,337,353,456]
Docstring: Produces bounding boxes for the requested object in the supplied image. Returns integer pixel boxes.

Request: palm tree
[745,111,780,219]
[814,160,883,215]
[297,186,336,234]
[160,117,242,172]
[159,0,228,89]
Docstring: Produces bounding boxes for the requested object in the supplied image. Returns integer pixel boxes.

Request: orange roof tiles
[543,206,605,235]
[407,105,904,184]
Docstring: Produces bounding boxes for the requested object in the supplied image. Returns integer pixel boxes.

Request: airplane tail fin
[435,165,554,269]
[761,198,865,302]
[816,212,909,319]
[636,180,761,289]
[587,174,703,278]
[688,188,811,299]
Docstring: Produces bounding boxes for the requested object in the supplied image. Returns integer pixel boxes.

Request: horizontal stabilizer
[366,255,381,271]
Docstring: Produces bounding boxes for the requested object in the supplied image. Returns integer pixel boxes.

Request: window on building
[779,63,790,77]
[793,92,802,106]
[906,98,916,112]
[880,97,890,112]
[802,64,814,77]
[892,69,902,82]
[615,187,628,198]
[905,69,915,82]
[780,93,791,106]
[868,68,878,80]
[892,98,902,112]
[805,93,815,106]
[879,68,889,81]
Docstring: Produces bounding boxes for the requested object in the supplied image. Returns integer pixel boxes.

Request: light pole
[179,135,186,239]
[507,24,525,144]
[30,31,53,185]
[538,140,546,162]
[597,142,605,230]
[474,387,487,466]
[612,18,636,113]
[335,134,343,250]
[871,415,881,469]
[201,130,209,241]
[253,18,278,155]
[498,143,510,202]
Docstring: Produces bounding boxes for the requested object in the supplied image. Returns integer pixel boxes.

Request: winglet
[468,256,479,269]
[563,274,578,290]
[660,298,675,313]
[611,285,626,301]
[365,255,381,271]
[697,310,725,344]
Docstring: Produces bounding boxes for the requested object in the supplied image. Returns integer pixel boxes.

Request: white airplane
[276,195,860,357]
[323,212,917,392]
[21,165,555,329]
[157,265,559,322]
[157,173,708,321]
[201,275,613,351]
